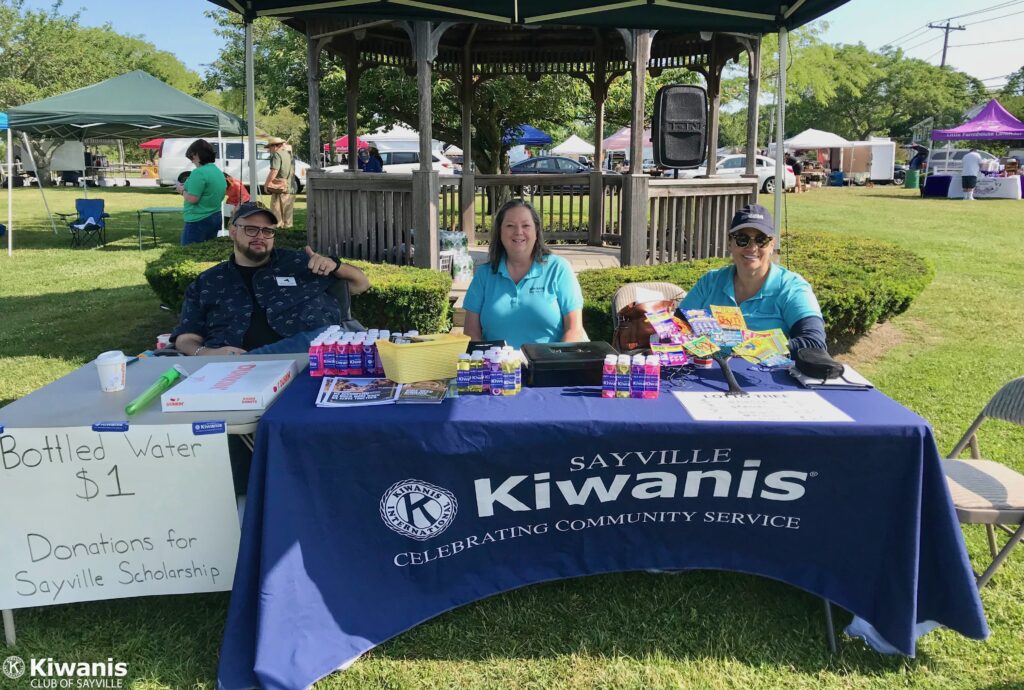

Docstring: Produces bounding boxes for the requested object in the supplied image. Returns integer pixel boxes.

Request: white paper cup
[96,350,127,392]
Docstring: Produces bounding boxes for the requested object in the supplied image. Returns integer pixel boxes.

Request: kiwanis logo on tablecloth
[3,656,25,679]
[380,479,458,541]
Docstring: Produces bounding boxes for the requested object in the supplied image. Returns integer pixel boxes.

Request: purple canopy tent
[931,99,1024,141]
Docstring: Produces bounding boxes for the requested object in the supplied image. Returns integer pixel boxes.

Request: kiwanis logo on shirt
[380,479,458,541]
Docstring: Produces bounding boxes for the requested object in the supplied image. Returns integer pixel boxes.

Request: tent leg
[772,25,787,249]
[22,132,57,235]
[218,129,225,233]
[245,21,259,205]
[7,127,12,256]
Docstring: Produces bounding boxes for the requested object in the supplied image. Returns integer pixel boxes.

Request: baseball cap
[230,202,278,226]
[729,204,774,236]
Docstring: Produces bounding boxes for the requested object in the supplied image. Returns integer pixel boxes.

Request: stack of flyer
[161,359,299,412]
[316,378,448,407]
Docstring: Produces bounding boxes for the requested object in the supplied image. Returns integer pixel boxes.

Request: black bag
[794,348,844,381]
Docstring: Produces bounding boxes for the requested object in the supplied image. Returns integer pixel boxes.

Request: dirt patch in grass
[832,321,908,367]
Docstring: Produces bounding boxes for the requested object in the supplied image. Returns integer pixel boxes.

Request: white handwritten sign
[0,424,239,609]
[673,391,854,423]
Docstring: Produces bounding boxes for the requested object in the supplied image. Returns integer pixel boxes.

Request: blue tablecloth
[218,362,988,690]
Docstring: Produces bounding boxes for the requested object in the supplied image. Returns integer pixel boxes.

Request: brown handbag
[612,299,677,352]
[266,176,288,193]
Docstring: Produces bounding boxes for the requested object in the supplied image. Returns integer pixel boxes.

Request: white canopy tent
[783,128,851,150]
[551,135,595,157]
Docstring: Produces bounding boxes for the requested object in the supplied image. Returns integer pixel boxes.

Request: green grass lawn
[1,185,1023,689]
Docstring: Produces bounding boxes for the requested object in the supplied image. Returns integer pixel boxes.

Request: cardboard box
[161,360,299,412]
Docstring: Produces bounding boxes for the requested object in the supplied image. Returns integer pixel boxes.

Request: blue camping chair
[59,198,109,247]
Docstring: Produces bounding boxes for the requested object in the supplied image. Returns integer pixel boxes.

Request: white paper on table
[673,390,854,423]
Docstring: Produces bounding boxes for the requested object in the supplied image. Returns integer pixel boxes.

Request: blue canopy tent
[504,124,553,147]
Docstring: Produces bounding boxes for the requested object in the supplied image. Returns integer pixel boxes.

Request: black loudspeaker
[652,84,708,169]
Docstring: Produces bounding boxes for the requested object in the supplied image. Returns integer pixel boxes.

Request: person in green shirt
[178,139,228,245]
[265,136,296,229]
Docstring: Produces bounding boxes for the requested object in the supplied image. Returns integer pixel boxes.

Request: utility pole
[927,21,965,68]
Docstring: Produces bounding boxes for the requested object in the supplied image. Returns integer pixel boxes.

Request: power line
[950,36,1024,47]
[963,7,1024,25]
[879,25,929,49]
[903,34,942,53]
[942,0,1024,21]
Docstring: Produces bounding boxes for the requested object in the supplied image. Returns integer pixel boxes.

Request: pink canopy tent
[602,126,652,151]
[931,99,1024,141]
[324,134,368,151]
[139,138,163,150]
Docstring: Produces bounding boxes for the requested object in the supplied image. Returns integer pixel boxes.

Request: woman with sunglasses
[676,204,826,355]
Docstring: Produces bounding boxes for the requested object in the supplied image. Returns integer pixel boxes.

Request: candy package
[757,353,795,369]
[645,309,684,342]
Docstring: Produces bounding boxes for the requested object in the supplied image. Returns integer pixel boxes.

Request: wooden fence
[646,179,757,263]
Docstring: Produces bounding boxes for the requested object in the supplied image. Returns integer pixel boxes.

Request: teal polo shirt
[678,264,821,335]
[463,254,584,347]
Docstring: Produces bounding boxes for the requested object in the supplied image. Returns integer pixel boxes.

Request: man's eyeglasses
[238,225,277,238]
[731,233,772,248]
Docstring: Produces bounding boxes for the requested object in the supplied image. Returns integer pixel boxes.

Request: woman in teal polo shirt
[464,200,586,348]
[677,204,826,354]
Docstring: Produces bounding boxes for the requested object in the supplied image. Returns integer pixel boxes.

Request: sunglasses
[237,225,277,238]
[731,233,773,248]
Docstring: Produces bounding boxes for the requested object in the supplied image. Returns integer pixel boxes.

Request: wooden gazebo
[209,1,850,269]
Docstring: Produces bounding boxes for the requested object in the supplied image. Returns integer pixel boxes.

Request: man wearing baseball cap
[675,203,826,355]
[170,202,369,356]
[264,136,296,228]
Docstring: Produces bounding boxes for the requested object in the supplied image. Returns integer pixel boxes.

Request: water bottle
[488,354,504,396]
[308,338,325,377]
[615,355,631,398]
[601,354,617,399]
[322,336,337,376]
[469,351,485,393]
[348,333,365,376]
[630,354,646,399]
[644,355,661,399]
[456,354,472,395]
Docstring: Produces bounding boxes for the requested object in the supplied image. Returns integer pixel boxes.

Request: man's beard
[239,242,271,263]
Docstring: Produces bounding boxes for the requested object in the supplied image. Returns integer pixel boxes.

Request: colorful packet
[711,330,744,348]
[683,309,722,337]
[645,309,683,342]
[651,343,689,367]
[682,335,720,358]
[733,336,778,363]
[710,305,747,331]
[749,328,788,354]
[757,352,795,369]
[672,316,694,338]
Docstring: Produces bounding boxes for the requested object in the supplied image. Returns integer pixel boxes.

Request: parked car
[893,163,907,184]
[510,156,591,193]
[157,137,310,193]
[668,154,796,193]
[927,148,1001,174]
[323,150,454,174]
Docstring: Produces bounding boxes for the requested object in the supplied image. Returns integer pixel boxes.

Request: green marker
[125,368,182,416]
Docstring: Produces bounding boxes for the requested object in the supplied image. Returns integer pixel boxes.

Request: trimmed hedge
[578,230,934,343]
[144,231,452,334]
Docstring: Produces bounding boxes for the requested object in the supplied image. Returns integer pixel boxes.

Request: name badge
[276,276,297,287]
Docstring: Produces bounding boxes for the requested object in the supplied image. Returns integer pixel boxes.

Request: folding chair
[59,198,109,247]
[943,376,1024,588]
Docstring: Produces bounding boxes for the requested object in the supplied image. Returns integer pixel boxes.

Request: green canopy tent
[6,70,247,250]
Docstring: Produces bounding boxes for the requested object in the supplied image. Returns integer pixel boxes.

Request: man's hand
[202,346,247,356]
[305,245,337,276]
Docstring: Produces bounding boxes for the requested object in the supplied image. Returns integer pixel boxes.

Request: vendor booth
[927,99,1024,200]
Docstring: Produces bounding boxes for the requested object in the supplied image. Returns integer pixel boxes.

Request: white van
[157,137,309,192]
[322,146,453,174]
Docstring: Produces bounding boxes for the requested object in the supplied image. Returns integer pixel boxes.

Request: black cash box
[520,341,617,388]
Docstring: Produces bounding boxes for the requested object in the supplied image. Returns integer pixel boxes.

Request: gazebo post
[459,27,477,244]
[588,34,607,247]
[743,36,762,181]
[773,26,787,244]
[620,29,652,267]
[705,36,723,177]
[408,20,444,269]
[244,18,259,201]
[306,24,322,171]
[345,44,360,172]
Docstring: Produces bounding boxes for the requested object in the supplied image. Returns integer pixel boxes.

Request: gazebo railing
[308,171,756,266]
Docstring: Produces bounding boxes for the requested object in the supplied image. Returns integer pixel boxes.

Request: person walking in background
[786,153,803,193]
[363,145,384,173]
[264,136,295,228]
[178,139,227,245]
[961,148,982,201]
[223,172,250,222]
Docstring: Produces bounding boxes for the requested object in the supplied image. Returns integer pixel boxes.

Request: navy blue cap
[729,204,774,237]
[230,202,278,226]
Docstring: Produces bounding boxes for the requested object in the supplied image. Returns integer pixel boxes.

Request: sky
[20,0,1024,92]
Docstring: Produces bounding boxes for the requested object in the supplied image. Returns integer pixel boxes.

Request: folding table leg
[2,608,15,646]
[976,523,1024,589]
[822,598,837,654]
